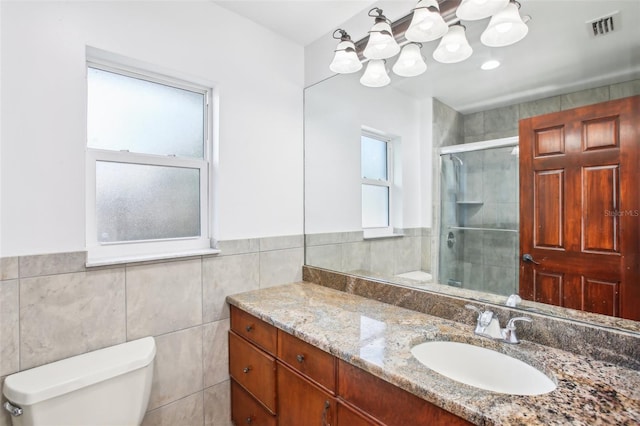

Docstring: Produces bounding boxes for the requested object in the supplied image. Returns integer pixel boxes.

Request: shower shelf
[456,201,483,205]
[449,226,518,233]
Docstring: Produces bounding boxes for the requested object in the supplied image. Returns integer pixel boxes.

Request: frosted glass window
[361,135,387,180]
[96,162,200,243]
[362,184,389,228]
[88,67,204,158]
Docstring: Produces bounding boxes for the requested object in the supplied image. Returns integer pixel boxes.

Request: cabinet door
[337,360,472,426]
[231,379,276,426]
[277,362,336,426]
[229,331,277,414]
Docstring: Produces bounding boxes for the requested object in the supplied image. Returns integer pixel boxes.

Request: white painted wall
[0,1,304,256]
[304,72,423,234]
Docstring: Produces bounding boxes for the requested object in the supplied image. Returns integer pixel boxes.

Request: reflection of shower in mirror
[448,154,465,198]
[439,137,519,296]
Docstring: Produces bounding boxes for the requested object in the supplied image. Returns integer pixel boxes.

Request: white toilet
[2,336,156,426]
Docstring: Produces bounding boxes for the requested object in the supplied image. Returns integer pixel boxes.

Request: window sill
[363,233,404,241]
[86,248,221,268]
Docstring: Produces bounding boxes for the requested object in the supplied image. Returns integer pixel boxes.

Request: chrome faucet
[465,305,532,344]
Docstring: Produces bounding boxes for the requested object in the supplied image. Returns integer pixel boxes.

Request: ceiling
[212,0,379,46]
[215,0,640,113]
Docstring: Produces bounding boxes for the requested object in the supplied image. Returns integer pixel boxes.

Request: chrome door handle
[522,253,540,265]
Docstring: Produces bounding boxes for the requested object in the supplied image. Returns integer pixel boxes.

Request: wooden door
[519,95,640,320]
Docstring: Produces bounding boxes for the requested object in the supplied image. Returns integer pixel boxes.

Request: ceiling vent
[586,11,620,37]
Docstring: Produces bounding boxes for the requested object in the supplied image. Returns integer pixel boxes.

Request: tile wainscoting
[305,228,432,280]
[0,235,303,426]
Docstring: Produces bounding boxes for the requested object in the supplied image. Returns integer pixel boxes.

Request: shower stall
[438,137,519,296]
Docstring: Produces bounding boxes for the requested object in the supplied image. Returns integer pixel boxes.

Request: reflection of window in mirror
[361,132,393,238]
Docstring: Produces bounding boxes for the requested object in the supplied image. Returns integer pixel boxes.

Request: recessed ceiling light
[481,60,501,70]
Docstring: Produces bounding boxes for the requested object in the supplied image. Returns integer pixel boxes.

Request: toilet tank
[3,337,155,426]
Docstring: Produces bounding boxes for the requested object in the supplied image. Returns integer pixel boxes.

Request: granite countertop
[227,282,640,426]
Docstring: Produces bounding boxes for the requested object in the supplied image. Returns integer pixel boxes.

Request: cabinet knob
[245,416,253,424]
[296,354,305,363]
[243,366,252,374]
[245,324,253,332]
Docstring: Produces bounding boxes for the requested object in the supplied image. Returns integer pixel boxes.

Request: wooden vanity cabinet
[277,329,338,425]
[229,306,278,425]
[337,360,472,426]
[229,305,471,426]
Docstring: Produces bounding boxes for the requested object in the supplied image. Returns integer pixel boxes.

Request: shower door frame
[432,136,519,285]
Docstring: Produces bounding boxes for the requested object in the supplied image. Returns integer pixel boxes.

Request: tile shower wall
[305,228,431,279]
[453,147,519,295]
[463,79,640,143]
[0,236,303,426]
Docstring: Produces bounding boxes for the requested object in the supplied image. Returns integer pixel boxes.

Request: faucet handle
[505,294,522,307]
[506,316,532,329]
[502,316,532,344]
[465,304,494,329]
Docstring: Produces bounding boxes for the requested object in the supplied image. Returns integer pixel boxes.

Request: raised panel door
[520,95,640,320]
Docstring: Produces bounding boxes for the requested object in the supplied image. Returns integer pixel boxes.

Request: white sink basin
[411,341,556,395]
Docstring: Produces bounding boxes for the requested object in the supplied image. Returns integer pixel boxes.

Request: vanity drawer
[231,305,277,354]
[229,331,277,414]
[231,379,276,426]
[277,330,336,393]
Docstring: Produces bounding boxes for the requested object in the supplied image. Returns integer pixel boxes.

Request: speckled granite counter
[227,282,640,426]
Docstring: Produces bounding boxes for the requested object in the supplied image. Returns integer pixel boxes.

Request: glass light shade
[405,0,448,42]
[481,2,529,47]
[329,40,363,74]
[456,0,509,21]
[360,60,390,87]
[393,44,427,77]
[481,59,501,70]
[433,25,473,64]
[363,21,401,60]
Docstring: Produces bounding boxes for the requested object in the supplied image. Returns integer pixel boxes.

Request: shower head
[449,154,464,166]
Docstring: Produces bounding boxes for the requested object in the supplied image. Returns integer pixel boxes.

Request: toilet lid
[2,336,155,405]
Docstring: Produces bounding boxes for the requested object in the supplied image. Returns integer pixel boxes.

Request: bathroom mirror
[304,0,640,332]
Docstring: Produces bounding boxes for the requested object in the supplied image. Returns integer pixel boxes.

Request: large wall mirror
[304,0,640,332]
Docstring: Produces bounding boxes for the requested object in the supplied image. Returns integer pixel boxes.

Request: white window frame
[361,131,394,239]
[85,59,218,266]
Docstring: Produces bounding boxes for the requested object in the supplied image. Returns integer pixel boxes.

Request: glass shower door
[438,143,519,296]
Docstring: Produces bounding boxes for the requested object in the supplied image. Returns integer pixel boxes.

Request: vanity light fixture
[329,29,363,74]
[331,0,531,87]
[393,43,428,77]
[456,0,509,21]
[481,1,529,47]
[405,0,448,43]
[360,59,391,87]
[433,24,473,64]
[362,8,401,60]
